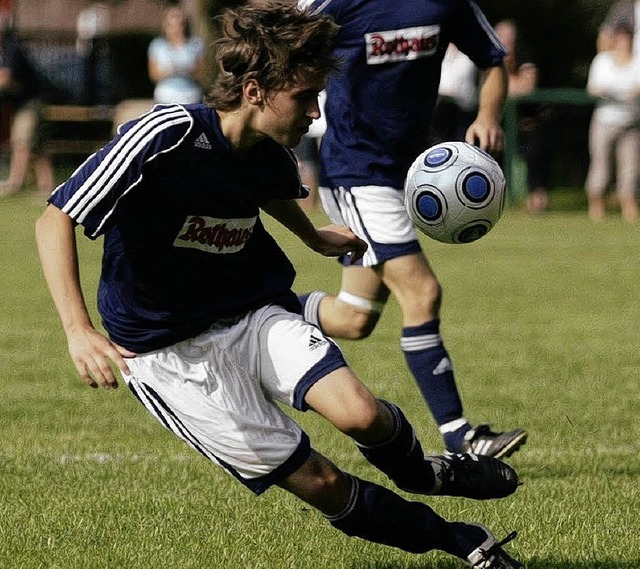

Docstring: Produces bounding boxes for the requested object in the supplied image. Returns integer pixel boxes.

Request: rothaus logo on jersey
[365,25,439,65]
[174,215,256,254]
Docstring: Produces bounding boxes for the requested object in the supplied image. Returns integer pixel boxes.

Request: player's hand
[465,119,504,155]
[312,225,368,265]
[66,325,136,390]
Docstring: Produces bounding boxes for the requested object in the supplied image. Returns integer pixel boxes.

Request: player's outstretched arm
[261,198,367,264]
[35,205,135,389]
[466,62,507,154]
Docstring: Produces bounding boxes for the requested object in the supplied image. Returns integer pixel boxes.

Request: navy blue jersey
[300,0,505,188]
[49,104,307,353]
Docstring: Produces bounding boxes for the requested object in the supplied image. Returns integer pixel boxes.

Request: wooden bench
[40,104,115,156]
[40,100,155,156]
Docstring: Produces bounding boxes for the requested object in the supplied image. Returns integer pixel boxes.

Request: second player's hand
[312,225,368,264]
[465,119,504,155]
[67,325,136,389]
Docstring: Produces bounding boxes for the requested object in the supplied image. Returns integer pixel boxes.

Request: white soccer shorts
[123,304,347,495]
[318,184,422,267]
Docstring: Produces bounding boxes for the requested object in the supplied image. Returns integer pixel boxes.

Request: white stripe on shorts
[319,184,419,267]
[122,305,347,493]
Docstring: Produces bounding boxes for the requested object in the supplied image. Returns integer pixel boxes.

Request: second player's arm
[466,62,508,153]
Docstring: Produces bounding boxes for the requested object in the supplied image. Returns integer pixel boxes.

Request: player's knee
[310,463,346,496]
[342,310,379,339]
[410,276,442,316]
[338,398,384,439]
[334,291,384,339]
[283,451,352,514]
[422,275,442,305]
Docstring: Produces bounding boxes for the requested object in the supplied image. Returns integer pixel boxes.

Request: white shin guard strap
[337,290,385,313]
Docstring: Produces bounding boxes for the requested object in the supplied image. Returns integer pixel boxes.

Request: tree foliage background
[479,0,617,88]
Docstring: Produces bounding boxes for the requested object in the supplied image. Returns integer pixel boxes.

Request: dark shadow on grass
[525,561,640,569]
[348,558,640,568]
[521,464,640,479]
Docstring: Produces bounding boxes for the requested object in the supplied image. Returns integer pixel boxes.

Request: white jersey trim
[468,0,506,54]
[61,105,193,237]
[299,0,334,15]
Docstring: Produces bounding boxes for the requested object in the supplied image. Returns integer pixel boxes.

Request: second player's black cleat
[429,453,519,500]
[457,424,528,459]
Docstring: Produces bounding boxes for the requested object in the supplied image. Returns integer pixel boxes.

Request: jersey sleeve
[48,105,193,239]
[450,0,506,70]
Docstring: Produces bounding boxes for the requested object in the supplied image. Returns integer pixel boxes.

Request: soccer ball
[404,141,507,244]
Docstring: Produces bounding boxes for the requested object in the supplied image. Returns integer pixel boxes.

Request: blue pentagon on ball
[423,147,452,167]
[463,173,490,202]
[417,192,442,220]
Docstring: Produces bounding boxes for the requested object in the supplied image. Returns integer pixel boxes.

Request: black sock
[327,475,452,554]
[357,401,438,493]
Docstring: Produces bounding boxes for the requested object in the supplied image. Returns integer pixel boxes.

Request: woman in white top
[148,7,204,105]
[586,22,640,222]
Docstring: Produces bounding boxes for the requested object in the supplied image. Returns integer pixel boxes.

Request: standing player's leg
[380,250,471,451]
[379,250,527,457]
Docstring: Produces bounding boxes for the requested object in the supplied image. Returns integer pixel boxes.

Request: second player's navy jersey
[299,0,505,189]
[49,104,307,353]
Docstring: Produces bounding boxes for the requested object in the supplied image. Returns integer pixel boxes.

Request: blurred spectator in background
[585,22,640,223]
[0,16,54,197]
[76,2,111,106]
[495,19,552,215]
[292,89,326,213]
[148,6,204,104]
[430,44,478,144]
[76,2,110,57]
[598,0,640,54]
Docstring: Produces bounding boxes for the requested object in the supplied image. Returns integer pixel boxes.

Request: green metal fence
[503,88,596,202]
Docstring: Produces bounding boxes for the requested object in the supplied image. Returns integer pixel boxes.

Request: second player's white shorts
[319,184,422,267]
[123,304,347,495]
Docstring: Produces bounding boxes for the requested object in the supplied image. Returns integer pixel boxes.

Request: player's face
[258,75,325,147]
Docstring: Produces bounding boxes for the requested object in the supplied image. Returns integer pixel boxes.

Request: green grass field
[1,191,639,568]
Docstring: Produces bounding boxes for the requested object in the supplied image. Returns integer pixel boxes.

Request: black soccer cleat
[447,523,524,568]
[465,526,525,568]
[429,453,519,500]
[458,424,528,459]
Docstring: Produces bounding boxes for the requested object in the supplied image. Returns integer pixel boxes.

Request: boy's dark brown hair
[207,1,339,110]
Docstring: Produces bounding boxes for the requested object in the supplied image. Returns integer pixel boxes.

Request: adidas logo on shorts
[194,133,212,150]
[308,333,328,351]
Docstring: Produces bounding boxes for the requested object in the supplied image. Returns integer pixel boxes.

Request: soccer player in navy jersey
[35,2,523,567]
[298,0,528,459]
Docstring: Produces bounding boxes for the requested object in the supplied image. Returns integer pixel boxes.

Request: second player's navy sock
[401,319,471,451]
